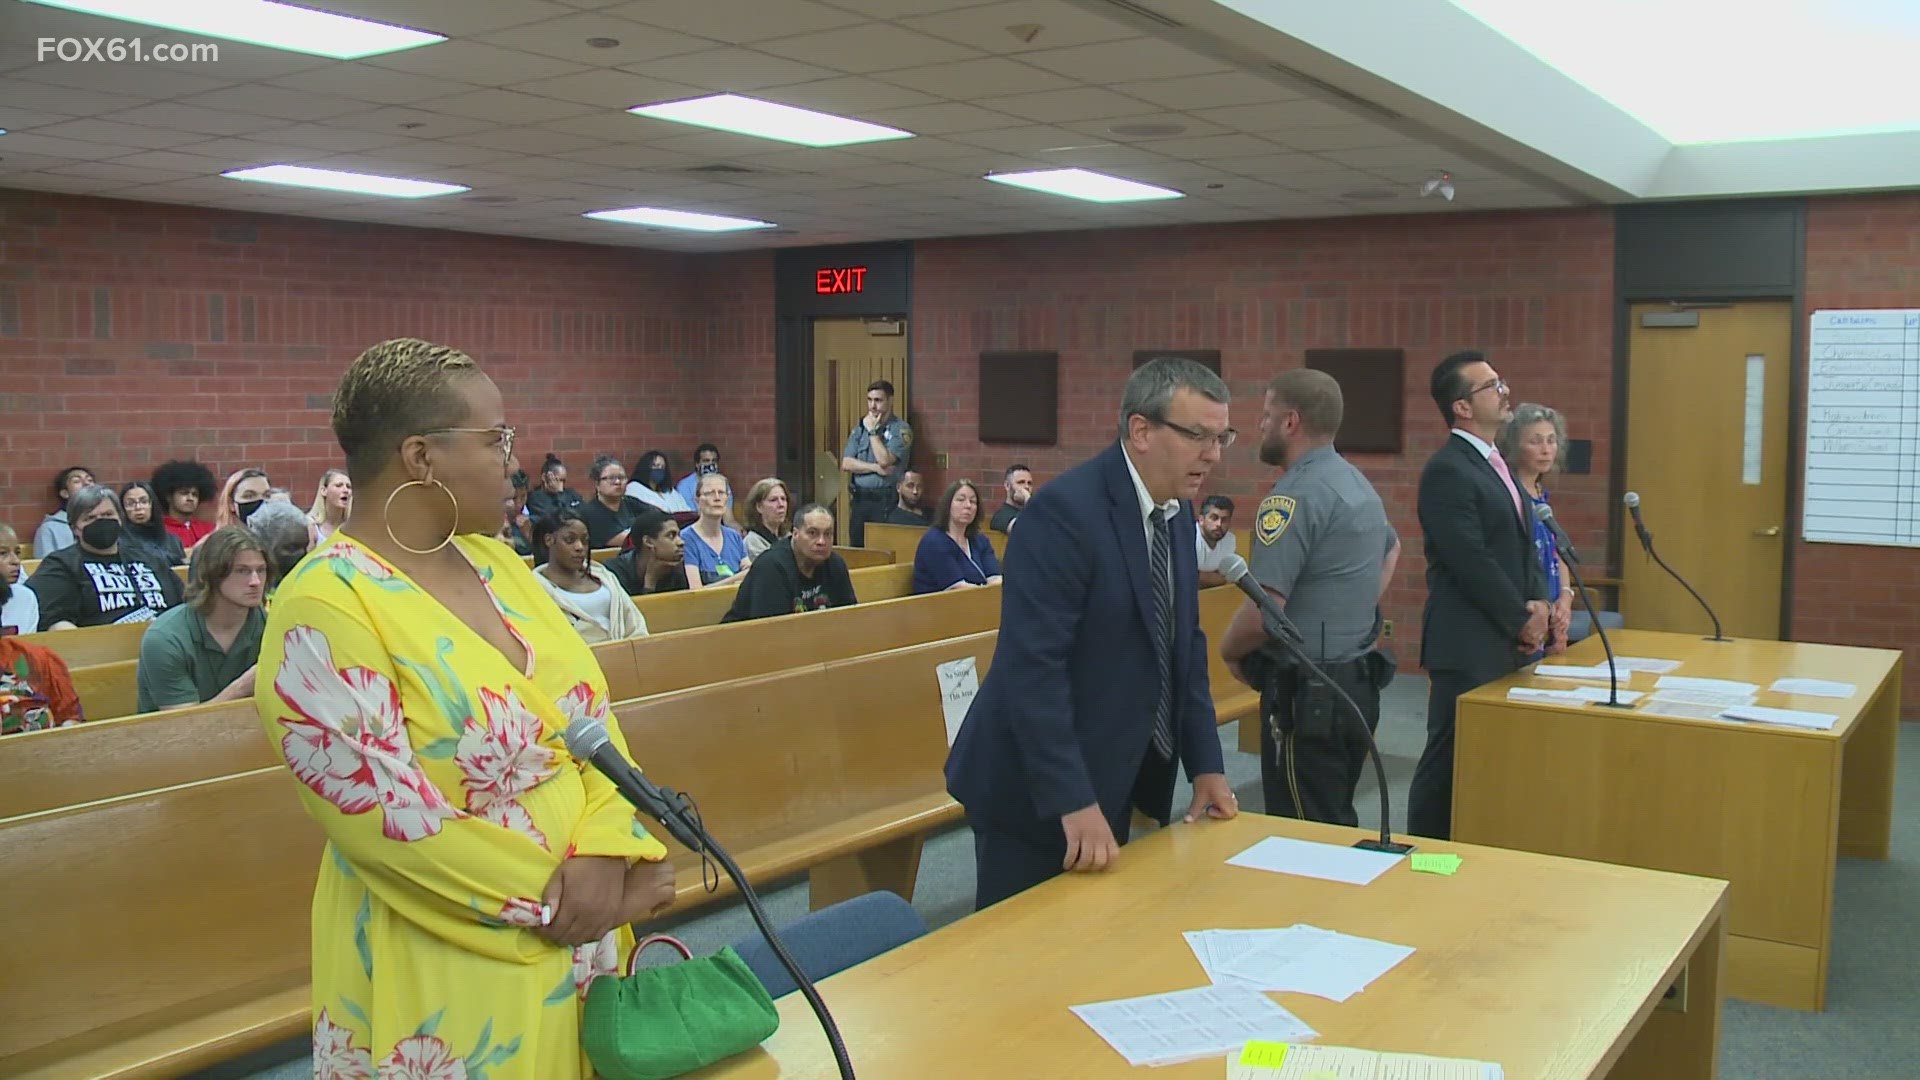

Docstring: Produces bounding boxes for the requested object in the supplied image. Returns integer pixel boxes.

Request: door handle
[1752,525,1782,537]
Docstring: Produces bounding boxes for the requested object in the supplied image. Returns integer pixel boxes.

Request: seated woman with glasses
[579,456,643,550]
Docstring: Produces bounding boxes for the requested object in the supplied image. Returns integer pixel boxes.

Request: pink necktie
[1487,448,1525,523]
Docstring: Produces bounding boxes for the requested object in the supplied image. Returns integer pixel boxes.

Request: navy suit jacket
[945,442,1223,831]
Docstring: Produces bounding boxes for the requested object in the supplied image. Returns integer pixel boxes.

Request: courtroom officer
[840,378,912,546]
[1218,369,1401,825]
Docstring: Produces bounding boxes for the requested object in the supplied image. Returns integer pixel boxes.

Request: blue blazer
[945,442,1222,831]
[911,528,1001,594]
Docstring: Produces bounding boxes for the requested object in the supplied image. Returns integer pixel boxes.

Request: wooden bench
[17,620,149,667]
[633,562,915,634]
[69,657,139,721]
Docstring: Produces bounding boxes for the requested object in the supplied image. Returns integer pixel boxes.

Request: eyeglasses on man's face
[1458,377,1508,402]
[1157,418,1238,450]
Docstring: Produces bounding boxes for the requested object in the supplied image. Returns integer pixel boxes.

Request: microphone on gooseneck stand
[1535,505,1630,709]
[1622,492,1730,642]
[1220,555,1414,856]
[562,717,857,1080]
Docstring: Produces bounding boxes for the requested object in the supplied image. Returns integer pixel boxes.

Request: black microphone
[1219,555,1412,855]
[1534,505,1629,709]
[1620,492,1729,642]
[562,717,857,1080]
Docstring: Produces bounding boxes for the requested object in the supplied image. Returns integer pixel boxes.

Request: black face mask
[80,518,121,550]
[649,467,669,485]
[237,498,265,522]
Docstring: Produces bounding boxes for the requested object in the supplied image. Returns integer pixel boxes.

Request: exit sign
[815,266,867,295]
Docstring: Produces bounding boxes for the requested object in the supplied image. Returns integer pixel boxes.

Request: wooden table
[1453,629,1900,1011]
[692,815,1727,1079]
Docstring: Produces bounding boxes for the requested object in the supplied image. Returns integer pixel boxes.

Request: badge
[1256,495,1296,546]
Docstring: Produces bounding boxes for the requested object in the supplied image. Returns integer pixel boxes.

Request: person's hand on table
[1060,804,1119,872]
[1184,773,1239,824]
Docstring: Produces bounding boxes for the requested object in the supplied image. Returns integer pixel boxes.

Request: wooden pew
[69,657,139,721]
[633,562,915,634]
[17,621,149,668]
[833,545,893,569]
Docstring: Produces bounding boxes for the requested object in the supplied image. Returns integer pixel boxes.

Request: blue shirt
[911,528,1001,594]
[1526,489,1563,661]
[681,524,748,585]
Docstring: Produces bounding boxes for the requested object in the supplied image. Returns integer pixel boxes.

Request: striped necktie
[1148,507,1175,762]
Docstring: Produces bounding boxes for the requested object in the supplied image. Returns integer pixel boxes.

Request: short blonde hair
[332,338,479,478]
[742,477,792,536]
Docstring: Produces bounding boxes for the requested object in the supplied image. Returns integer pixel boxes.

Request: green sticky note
[1411,853,1463,876]
[1239,1041,1290,1067]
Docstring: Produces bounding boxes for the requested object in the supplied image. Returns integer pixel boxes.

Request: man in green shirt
[136,526,269,712]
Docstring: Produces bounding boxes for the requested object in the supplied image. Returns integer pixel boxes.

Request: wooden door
[1623,301,1791,638]
[812,319,909,543]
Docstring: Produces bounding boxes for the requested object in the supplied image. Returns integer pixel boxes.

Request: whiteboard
[1803,309,1920,546]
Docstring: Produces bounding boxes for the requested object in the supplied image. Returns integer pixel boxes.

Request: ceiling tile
[1119,71,1301,110]
[827,0,1000,16]
[838,135,985,161]
[1324,146,1467,171]
[608,0,863,43]
[1059,112,1228,141]
[757,25,979,73]
[327,106,499,138]
[94,102,285,137]
[177,86,369,122]
[417,88,601,124]
[444,127,607,155]
[12,61,228,99]
[1269,123,1414,153]
[901,0,1135,53]
[364,42,587,86]
[858,100,1017,134]
[267,63,480,105]
[1273,167,1391,195]
[478,12,715,62]
[0,131,130,161]
[629,48,840,91]
[540,111,665,141]
[1128,132,1283,160]
[0,107,78,131]
[818,160,951,184]
[947,124,1088,153]
[42,161,196,184]
[1200,151,1350,178]
[1021,38,1226,83]
[172,136,364,167]
[255,124,420,154]
[366,141,525,167]
[974,87,1149,123]
[0,78,142,116]
[758,76,938,113]
[554,144,704,168]
[728,146,885,172]
[875,57,1070,97]
[313,0,581,36]
[509,68,703,108]
[0,172,131,193]
[23,118,208,151]
[103,150,253,175]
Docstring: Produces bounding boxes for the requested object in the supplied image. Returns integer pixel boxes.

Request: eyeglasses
[422,425,516,462]
[1157,419,1238,450]
[1457,377,1508,402]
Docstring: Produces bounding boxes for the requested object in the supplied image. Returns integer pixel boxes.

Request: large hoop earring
[384,475,459,555]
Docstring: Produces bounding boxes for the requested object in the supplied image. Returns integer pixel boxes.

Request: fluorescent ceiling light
[628,94,913,148]
[223,165,467,198]
[1452,0,1920,143]
[25,0,444,60]
[585,206,776,232]
[985,168,1183,203]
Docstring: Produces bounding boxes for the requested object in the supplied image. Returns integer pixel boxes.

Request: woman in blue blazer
[912,479,1002,594]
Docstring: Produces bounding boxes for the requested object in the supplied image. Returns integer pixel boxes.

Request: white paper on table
[1533,663,1616,681]
[1649,688,1756,709]
[1637,699,1731,721]
[1068,984,1315,1068]
[1507,687,1590,707]
[933,656,978,746]
[1227,1044,1503,1080]
[1769,677,1856,699]
[1215,925,1416,1003]
[1567,686,1644,704]
[1719,704,1839,731]
[1656,675,1760,696]
[1611,656,1683,674]
[1226,835,1405,886]
[1185,929,1300,991]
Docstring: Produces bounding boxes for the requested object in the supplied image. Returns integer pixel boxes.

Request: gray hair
[1119,358,1230,438]
[67,484,121,523]
[1497,403,1567,475]
[247,499,315,583]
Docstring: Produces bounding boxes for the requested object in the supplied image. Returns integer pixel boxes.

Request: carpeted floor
[222,676,1916,1079]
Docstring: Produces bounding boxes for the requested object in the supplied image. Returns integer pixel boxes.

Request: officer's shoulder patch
[1255,494,1296,546]
[897,423,913,447]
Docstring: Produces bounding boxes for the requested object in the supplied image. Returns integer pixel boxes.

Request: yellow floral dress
[255,533,669,1080]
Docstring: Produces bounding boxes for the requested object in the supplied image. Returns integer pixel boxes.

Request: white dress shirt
[1451,426,1497,460]
[1195,530,1237,572]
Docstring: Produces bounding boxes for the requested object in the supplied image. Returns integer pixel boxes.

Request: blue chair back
[728,891,928,999]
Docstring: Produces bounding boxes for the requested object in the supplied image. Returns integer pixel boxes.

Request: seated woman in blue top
[1498,402,1572,658]
[680,471,751,588]
[913,478,1003,594]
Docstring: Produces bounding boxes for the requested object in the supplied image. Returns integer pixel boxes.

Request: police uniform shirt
[1248,443,1397,662]
[842,417,912,492]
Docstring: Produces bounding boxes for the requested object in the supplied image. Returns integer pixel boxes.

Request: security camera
[1420,171,1455,202]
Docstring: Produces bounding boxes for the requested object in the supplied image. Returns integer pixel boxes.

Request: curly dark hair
[151,459,218,507]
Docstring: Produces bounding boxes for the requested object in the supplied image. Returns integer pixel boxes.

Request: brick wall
[1801,192,1920,717]
[0,190,772,541]
[908,208,1616,664]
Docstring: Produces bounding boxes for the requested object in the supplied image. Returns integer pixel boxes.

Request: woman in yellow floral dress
[256,338,678,1080]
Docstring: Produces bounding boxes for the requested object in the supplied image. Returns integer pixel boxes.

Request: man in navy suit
[1408,350,1550,839]
[946,358,1241,910]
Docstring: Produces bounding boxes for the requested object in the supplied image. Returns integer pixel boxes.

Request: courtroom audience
[0,593,83,735]
[913,478,1003,594]
[152,458,217,551]
[245,499,314,595]
[26,485,184,630]
[722,504,857,622]
[682,472,750,588]
[627,449,692,515]
[215,467,272,530]
[307,468,353,544]
[118,480,188,567]
[989,463,1034,532]
[532,508,649,644]
[580,454,643,549]
[525,453,583,520]
[879,468,931,526]
[1499,402,1574,656]
[607,509,690,597]
[741,477,794,560]
[0,525,38,636]
[498,494,533,556]
[1195,494,1237,587]
[32,464,95,555]
[135,526,267,713]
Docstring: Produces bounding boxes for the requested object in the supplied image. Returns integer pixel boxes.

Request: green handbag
[582,933,781,1080]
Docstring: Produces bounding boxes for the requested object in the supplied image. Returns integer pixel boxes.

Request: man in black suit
[1409,351,1550,839]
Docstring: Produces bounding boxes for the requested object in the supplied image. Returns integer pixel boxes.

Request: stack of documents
[1613,656,1683,674]
[1769,677,1855,698]
[1655,675,1760,697]
[1533,662,1617,681]
[1720,703,1840,730]
[1069,985,1316,1067]
[1225,835,1405,885]
[1509,685,1643,706]
[1185,925,1416,1002]
[1229,1041,1503,1079]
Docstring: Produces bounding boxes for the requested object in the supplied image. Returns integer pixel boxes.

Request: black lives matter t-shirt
[27,546,184,630]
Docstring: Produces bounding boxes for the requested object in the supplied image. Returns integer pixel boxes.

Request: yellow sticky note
[1239,1041,1290,1067]
[1411,853,1462,876]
